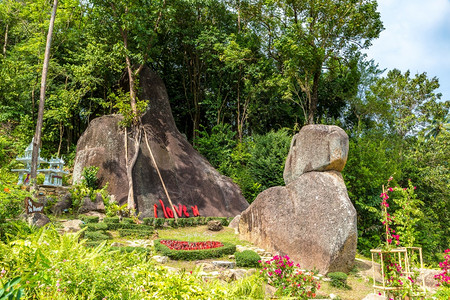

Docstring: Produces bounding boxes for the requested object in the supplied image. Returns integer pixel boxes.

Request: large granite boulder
[73,67,248,218]
[284,125,348,184]
[240,124,356,274]
[239,171,357,274]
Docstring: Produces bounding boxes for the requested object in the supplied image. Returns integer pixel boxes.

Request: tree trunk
[307,70,321,124]
[125,127,141,210]
[3,23,8,57]
[30,0,58,190]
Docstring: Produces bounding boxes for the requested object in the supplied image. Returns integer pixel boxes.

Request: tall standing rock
[239,125,356,274]
[73,67,248,218]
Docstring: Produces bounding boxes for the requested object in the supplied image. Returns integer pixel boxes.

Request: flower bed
[154,239,236,260]
[160,240,223,250]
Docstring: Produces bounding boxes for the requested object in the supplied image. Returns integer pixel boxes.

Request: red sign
[154,200,200,219]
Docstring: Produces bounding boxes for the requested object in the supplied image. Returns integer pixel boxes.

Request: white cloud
[365,0,450,100]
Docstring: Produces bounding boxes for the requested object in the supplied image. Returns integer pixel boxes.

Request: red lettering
[159,199,169,218]
[153,204,158,218]
[182,205,190,217]
[191,205,200,217]
[166,207,174,218]
[173,204,183,217]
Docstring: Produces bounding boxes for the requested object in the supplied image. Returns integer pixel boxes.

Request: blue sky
[364,0,450,101]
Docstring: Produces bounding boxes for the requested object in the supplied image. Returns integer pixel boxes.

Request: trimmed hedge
[328,272,349,289]
[142,218,154,226]
[85,231,111,241]
[110,246,151,254]
[83,222,108,232]
[106,223,154,231]
[154,239,236,261]
[103,216,120,223]
[121,218,134,224]
[118,229,153,238]
[81,216,99,223]
[235,250,261,268]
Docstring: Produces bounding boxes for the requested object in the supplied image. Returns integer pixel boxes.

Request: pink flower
[388,187,393,192]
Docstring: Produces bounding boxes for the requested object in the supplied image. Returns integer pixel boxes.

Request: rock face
[73,67,248,218]
[25,213,51,227]
[239,125,356,274]
[284,125,348,185]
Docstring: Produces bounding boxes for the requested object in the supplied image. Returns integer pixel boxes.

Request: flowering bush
[259,255,320,299]
[159,240,223,251]
[376,177,424,299]
[435,249,450,287]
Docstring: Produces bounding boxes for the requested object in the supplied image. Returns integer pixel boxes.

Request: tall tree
[30,0,58,189]
[252,0,383,124]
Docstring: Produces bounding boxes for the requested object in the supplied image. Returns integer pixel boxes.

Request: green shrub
[167,219,176,227]
[176,218,185,227]
[103,216,120,223]
[110,246,152,254]
[106,223,153,231]
[118,229,153,238]
[85,231,111,241]
[142,217,154,226]
[0,277,23,299]
[328,272,349,289]
[83,222,108,232]
[154,218,165,228]
[121,217,134,224]
[154,239,236,261]
[81,215,99,224]
[215,217,229,226]
[235,250,261,268]
[81,166,99,190]
[197,217,206,225]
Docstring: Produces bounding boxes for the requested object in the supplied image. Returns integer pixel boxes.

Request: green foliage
[235,250,260,268]
[111,89,148,127]
[81,166,99,190]
[142,217,154,226]
[121,218,134,224]
[80,216,99,224]
[154,239,236,261]
[84,231,111,241]
[105,223,153,231]
[0,277,23,300]
[83,222,108,232]
[118,229,153,239]
[103,216,120,224]
[328,272,349,289]
[154,218,165,229]
[0,227,234,298]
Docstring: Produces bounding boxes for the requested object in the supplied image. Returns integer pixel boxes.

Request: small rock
[111,242,125,247]
[212,261,235,269]
[207,220,223,231]
[197,262,216,271]
[228,255,235,259]
[152,255,168,264]
[25,213,50,227]
[60,219,83,233]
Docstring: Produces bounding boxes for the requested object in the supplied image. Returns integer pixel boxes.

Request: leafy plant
[81,166,99,190]
[328,272,349,289]
[259,255,320,299]
[435,249,450,288]
[235,250,260,268]
[0,277,23,300]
